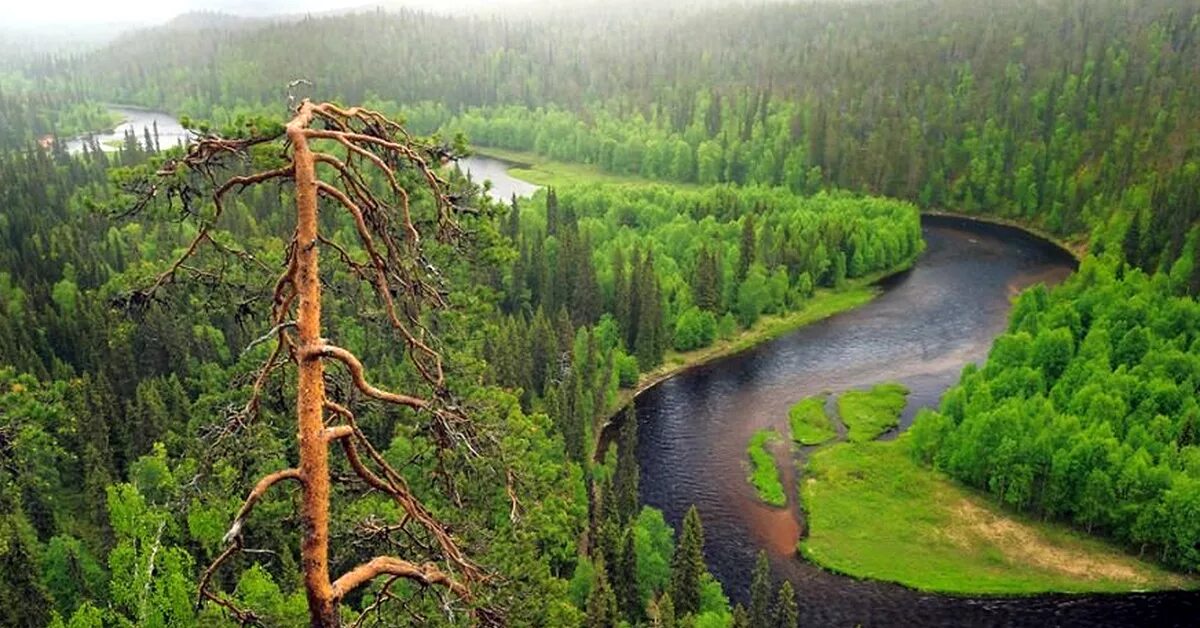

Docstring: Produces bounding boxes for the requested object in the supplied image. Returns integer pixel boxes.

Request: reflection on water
[621,217,1198,626]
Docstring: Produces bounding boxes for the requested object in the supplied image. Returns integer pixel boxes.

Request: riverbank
[472,146,701,190]
[799,438,1193,595]
[477,148,1083,263]
[922,210,1086,262]
[593,262,917,454]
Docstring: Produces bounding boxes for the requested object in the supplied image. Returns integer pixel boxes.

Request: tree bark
[289,104,339,627]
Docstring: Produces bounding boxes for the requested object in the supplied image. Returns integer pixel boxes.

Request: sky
[5,0,372,25]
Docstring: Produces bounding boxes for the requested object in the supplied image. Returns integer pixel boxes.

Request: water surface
[625,217,1197,626]
[458,154,542,201]
[65,106,189,154]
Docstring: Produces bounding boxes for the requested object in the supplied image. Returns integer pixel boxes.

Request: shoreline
[922,209,1086,262]
[797,439,1195,596]
[591,258,919,459]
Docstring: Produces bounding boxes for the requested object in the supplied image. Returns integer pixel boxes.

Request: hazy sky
[6,0,371,25]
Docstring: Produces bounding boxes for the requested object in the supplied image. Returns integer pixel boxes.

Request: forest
[1,0,1199,626]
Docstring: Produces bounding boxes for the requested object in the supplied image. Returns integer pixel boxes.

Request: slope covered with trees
[4,0,1200,622]
[15,0,1199,280]
[911,258,1200,571]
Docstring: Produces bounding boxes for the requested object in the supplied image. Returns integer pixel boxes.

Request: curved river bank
[621,216,1198,626]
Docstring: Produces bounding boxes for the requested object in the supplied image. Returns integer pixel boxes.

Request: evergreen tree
[773,580,798,628]
[1123,209,1144,270]
[615,527,641,622]
[738,214,757,281]
[635,250,665,369]
[654,592,676,628]
[749,550,772,627]
[572,234,602,325]
[694,246,722,312]
[612,247,631,343]
[732,604,751,628]
[586,555,619,628]
[506,194,521,242]
[546,187,560,237]
[670,505,705,617]
[613,407,641,524]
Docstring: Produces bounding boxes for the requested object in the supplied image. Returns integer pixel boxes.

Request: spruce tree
[546,187,560,236]
[613,406,641,524]
[732,604,751,628]
[773,580,798,628]
[626,246,643,350]
[749,550,772,627]
[586,555,619,628]
[612,247,631,342]
[616,527,642,622]
[635,250,664,369]
[506,194,521,242]
[670,505,705,617]
[655,592,676,628]
[1123,208,1144,270]
[572,233,602,324]
[738,213,757,281]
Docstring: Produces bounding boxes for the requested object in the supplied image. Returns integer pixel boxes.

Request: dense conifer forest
[1,0,1199,626]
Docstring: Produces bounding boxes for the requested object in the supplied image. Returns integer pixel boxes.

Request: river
[457,154,542,200]
[65,109,539,205]
[618,216,1198,626]
[66,109,1194,624]
[65,106,190,154]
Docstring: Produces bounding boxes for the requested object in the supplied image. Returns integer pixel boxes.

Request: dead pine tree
[124,100,499,627]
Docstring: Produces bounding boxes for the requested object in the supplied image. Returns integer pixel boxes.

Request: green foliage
[670,506,706,617]
[633,507,675,605]
[746,429,787,507]
[912,259,1200,570]
[674,307,718,352]
[41,535,108,618]
[800,439,1186,593]
[749,551,772,627]
[773,580,798,628]
[788,394,836,445]
[586,557,619,628]
[838,382,910,442]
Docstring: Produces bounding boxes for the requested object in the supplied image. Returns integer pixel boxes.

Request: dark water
[623,216,1198,626]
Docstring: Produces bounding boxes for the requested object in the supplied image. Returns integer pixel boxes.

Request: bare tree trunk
[289,105,340,627]
[143,100,488,627]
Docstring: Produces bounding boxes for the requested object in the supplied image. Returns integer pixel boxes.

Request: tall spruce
[738,213,757,281]
[635,249,665,369]
[615,527,641,622]
[586,555,619,628]
[694,246,721,312]
[670,505,706,617]
[506,194,521,242]
[613,406,641,524]
[749,550,772,626]
[732,604,751,628]
[773,580,799,628]
[612,246,631,341]
[546,187,560,236]
[655,592,676,628]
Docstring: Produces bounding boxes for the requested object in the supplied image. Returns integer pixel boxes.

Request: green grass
[799,439,1193,594]
[746,429,787,507]
[837,382,910,442]
[789,394,836,445]
[472,146,696,189]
